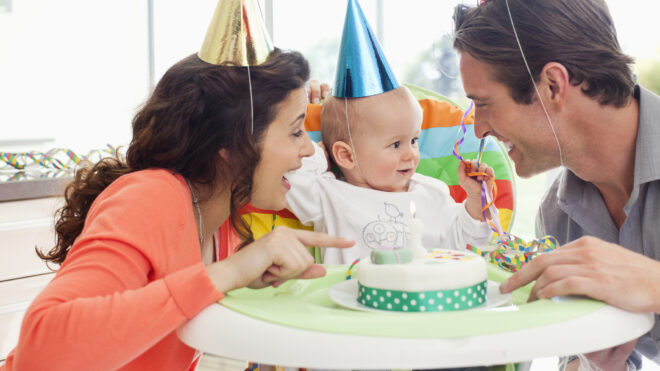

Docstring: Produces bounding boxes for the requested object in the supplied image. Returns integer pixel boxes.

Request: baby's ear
[332,141,356,170]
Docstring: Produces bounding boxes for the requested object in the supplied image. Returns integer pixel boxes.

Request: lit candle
[409,201,426,258]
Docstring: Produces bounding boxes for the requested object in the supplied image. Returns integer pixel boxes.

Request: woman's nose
[300,133,315,157]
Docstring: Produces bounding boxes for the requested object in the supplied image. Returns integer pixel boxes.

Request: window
[2,0,659,240]
[0,0,148,154]
[0,0,11,14]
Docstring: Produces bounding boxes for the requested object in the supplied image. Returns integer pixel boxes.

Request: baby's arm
[457,159,495,221]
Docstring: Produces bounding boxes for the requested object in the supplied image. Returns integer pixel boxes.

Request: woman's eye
[292,129,304,138]
[389,141,400,149]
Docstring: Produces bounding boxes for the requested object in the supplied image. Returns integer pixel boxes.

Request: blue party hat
[333,0,399,98]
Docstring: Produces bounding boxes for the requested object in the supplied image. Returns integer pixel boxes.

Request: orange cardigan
[2,169,224,370]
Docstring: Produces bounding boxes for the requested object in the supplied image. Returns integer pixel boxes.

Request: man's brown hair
[453,0,635,107]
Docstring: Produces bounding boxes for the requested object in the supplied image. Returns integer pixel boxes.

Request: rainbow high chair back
[216,84,516,261]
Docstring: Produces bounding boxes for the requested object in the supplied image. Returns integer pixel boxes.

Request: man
[453,0,660,370]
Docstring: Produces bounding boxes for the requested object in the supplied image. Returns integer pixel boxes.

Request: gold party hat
[199,0,274,66]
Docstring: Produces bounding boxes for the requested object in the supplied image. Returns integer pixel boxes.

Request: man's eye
[293,130,304,137]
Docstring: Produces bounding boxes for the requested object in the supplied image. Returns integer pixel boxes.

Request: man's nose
[472,115,489,139]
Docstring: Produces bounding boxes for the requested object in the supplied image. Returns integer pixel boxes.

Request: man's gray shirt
[537,85,660,364]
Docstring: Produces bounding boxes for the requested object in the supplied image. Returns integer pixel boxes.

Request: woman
[1,49,352,370]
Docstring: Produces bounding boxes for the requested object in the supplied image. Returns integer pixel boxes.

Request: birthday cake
[356,249,487,312]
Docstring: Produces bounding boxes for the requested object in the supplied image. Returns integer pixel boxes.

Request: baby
[285,85,494,264]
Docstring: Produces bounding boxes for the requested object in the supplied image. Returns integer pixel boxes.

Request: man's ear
[541,62,570,108]
[332,141,356,169]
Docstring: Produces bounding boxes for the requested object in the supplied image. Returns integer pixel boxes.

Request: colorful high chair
[216,83,516,262]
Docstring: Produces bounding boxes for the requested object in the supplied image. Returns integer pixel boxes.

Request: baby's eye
[389,141,400,149]
[411,137,419,146]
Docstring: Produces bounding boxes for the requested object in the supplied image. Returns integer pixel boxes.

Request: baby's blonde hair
[320,86,415,163]
[320,96,359,159]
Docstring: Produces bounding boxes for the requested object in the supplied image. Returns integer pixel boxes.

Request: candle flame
[410,201,417,218]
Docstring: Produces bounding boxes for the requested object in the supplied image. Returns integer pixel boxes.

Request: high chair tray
[177,265,653,369]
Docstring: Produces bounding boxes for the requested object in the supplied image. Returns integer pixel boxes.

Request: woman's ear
[217,148,233,176]
[332,141,356,169]
[219,148,230,162]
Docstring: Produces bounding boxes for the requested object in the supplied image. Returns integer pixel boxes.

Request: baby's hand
[458,159,495,221]
[307,80,331,104]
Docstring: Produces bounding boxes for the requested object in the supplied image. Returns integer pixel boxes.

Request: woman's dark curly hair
[39,48,310,265]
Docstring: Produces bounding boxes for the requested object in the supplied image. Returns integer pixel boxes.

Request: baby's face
[353,88,423,192]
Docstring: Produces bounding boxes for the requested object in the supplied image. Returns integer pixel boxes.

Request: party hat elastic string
[344,97,366,180]
[247,64,254,134]
[504,0,563,167]
[199,0,273,136]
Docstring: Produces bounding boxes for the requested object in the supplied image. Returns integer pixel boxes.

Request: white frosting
[357,249,487,291]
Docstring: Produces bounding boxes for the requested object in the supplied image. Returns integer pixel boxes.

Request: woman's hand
[207,227,354,292]
[458,159,494,221]
[500,236,660,314]
[307,80,331,104]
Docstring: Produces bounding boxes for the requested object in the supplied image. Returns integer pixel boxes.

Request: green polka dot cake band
[357,280,487,312]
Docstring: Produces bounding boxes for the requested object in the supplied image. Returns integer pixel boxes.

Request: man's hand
[500,236,660,314]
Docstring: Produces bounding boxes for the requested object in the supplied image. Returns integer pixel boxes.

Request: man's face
[459,52,562,178]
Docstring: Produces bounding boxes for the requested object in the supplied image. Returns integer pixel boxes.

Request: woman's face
[251,87,315,210]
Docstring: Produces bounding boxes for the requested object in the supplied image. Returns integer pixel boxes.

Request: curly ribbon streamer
[453,102,558,272]
[469,235,558,272]
[1,144,117,170]
[453,102,502,235]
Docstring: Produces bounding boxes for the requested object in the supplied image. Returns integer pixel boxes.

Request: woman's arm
[9,172,222,370]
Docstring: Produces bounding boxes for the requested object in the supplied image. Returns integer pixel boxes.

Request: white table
[178,298,654,369]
